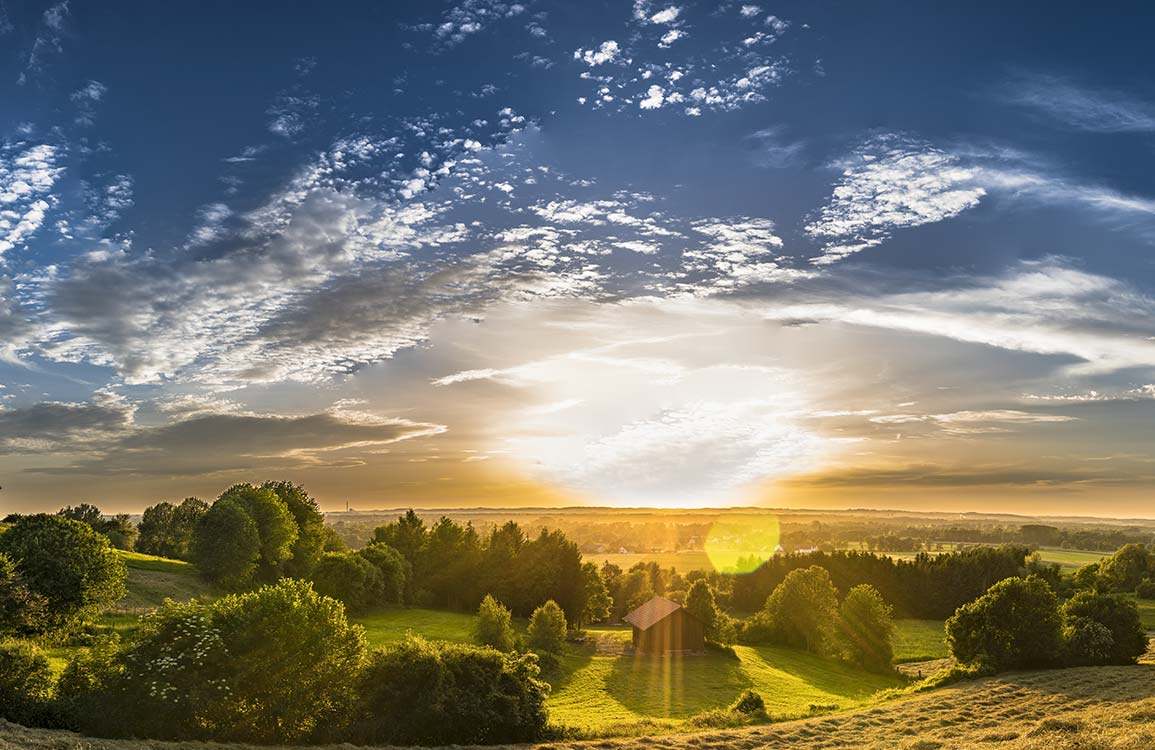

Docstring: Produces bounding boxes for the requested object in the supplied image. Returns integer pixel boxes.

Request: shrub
[730,688,767,718]
[73,579,366,743]
[136,498,208,560]
[190,498,261,587]
[836,584,895,673]
[262,481,327,579]
[0,640,56,725]
[347,637,549,745]
[356,542,408,604]
[55,636,121,729]
[1135,578,1155,600]
[475,594,516,652]
[0,514,127,633]
[1061,591,1147,665]
[945,575,1061,671]
[311,552,384,613]
[527,599,567,654]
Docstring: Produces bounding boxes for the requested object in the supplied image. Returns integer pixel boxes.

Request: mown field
[5,664,1155,750]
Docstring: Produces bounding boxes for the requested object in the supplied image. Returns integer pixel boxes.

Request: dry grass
[4,664,1155,750]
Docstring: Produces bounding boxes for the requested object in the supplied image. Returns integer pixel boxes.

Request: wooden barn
[624,596,705,655]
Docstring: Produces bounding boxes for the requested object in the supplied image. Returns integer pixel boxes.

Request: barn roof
[624,596,682,630]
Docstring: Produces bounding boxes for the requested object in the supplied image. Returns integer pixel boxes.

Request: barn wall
[632,609,705,654]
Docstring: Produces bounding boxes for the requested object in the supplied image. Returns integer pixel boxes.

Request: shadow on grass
[605,651,752,720]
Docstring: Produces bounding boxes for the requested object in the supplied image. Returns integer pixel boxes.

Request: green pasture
[892,619,948,662]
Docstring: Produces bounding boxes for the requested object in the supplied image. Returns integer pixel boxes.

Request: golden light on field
[704,513,781,573]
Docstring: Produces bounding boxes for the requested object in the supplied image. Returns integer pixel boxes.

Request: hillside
[3,664,1153,750]
[113,550,211,612]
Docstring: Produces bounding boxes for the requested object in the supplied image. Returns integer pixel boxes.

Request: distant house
[624,596,705,655]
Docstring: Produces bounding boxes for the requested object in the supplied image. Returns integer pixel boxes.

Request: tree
[263,481,326,578]
[946,575,1061,670]
[1061,591,1148,665]
[59,504,136,550]
[1099,544,1152,592]
[579,561,612,628]
[0,514,127,633]
[527,599,567,654]
[0,552,47,635]
[475,594,516,652]
[762,566,840,655]
[217,484,298,580]
[0,640,55,725]
[311,553,384,613]
[192,498,261,587]
[356,543,408,604]
[136,498,207,560]
[685,580,720,639]
[70,579,366,743]
[347,637,549,746]
[836,584,895,673]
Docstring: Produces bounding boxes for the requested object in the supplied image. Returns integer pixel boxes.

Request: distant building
[623,596,705,655]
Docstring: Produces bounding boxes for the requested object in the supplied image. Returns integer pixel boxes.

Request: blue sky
[3,0,1155,515]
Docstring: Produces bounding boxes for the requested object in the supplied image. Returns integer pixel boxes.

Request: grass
[546,626,903,733]
[893,619,948,662]
[1135,597,1155,631]
[1035,547,1107,569]
[113,550,210,613]
[11,664,1155,750]
[353,607,480,648]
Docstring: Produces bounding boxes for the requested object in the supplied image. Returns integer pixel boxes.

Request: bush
[1099,544,1151,592]
[347,637,549,745]
[311,552,384,613]
[1061,591,1148,665]
[475,594,516,652]
[527,599,567,654]
[836,584,895,673]
[730,688,767,718]
[55,636,121,729]
[1136,578,1155,600]
[136,498,208,560]
[356,542,408,604]
[0,640,56,725]
[0,552,47,635]
[946,576,1061,671]
[72,579,366,743]
[0,514,127,634]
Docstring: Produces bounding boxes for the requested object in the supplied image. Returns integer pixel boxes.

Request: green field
[354,607,480,648]
[892,619,948,662]
[114,549,210,612]
[589,550,716,573]
[1036,547,1107,569]
[548,626,902,732]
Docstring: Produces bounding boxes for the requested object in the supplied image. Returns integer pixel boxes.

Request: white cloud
[649,6,680,24]
[639,85,665,109]
[574,40,622,66]
[805,134,986,264]
[1001,72,1155,133]
[0,143,63,256]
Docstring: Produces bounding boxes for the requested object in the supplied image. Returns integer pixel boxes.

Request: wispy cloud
[1001,72,1155,133]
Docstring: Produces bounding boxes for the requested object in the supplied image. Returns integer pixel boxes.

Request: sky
[3,1,1155,516]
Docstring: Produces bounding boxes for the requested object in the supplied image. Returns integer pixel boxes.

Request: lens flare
[703,513,781,573]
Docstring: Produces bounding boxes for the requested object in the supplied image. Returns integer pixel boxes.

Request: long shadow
[605,651,752,720]
[739,645,903,701]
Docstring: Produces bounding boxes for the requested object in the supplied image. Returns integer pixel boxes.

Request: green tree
[0,514,127,633]
[762,565,840,655]
[579,561,612,627]
[475,594,516,652]
[946,575,1061,670]
[1099,544,1152,592]
[835,584,895,673]
[192,498,261,587]
[685,580,720,639]
[0,640,55,725]
[0,552,47,635]
[217,484,298,580]
[527,599,567,653]
[263,481,326,578]
[356,543,408,604]
[71,579,366,743]
[1061,591,1148,665]
[311,552,384,613]
[347,637,549,746]
[136,498,207,560]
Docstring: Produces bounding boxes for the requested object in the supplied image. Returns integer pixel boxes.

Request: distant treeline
[728,545,1036,619]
